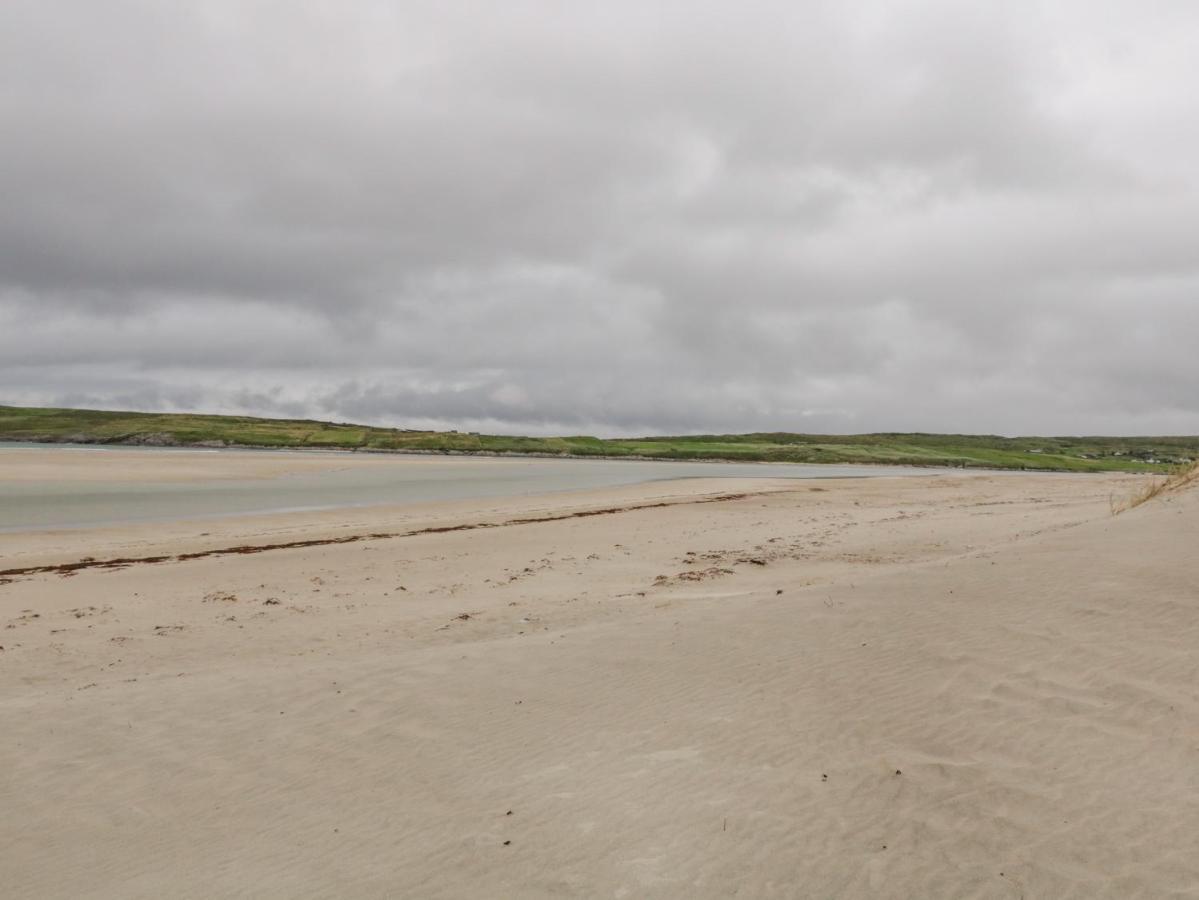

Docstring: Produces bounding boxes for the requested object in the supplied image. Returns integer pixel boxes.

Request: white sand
[0,445,408,483]
[2,460,1196,898]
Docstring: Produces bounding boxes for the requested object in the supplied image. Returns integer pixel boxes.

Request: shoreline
[0,488,757,578]
[0,474,810,573]
[0,446,970,537]
[1,434,1094,473]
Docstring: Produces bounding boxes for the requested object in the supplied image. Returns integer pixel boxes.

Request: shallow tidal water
[0,443,946,532]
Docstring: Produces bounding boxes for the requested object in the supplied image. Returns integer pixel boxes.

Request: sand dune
[3,469,1197,898]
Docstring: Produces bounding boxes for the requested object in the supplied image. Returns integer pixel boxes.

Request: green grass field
[2,404,1195,473]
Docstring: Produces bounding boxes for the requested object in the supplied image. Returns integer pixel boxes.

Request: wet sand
[3,460,1197,898]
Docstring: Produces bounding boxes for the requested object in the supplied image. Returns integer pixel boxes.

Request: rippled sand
[3,465,1196,898]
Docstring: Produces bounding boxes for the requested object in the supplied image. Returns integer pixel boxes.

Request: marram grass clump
[1112,459,1199,514]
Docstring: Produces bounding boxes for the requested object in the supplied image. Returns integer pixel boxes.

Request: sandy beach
[3,453,1197,898]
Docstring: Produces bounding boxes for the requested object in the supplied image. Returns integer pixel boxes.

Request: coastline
[1,433,1070,472]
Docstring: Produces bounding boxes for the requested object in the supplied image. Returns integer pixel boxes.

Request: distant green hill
[1,404,1194,473]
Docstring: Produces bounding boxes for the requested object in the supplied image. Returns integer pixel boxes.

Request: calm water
[0,443,948,532]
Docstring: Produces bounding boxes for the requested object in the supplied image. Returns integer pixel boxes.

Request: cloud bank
[4,1,1198,435]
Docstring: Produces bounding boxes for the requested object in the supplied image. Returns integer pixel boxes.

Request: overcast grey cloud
[3,0,1198,435]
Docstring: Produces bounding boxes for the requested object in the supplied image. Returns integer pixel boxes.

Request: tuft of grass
[1112,459,1199,514]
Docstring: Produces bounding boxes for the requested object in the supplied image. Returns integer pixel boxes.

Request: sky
[3,1,1198,437]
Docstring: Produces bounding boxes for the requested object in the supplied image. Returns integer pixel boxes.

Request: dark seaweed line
[0,492,752,579]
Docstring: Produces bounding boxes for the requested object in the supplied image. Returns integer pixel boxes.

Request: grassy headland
[1,404,1195,473]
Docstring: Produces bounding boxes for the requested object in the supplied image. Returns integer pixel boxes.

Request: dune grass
[1113,459,1199,513]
